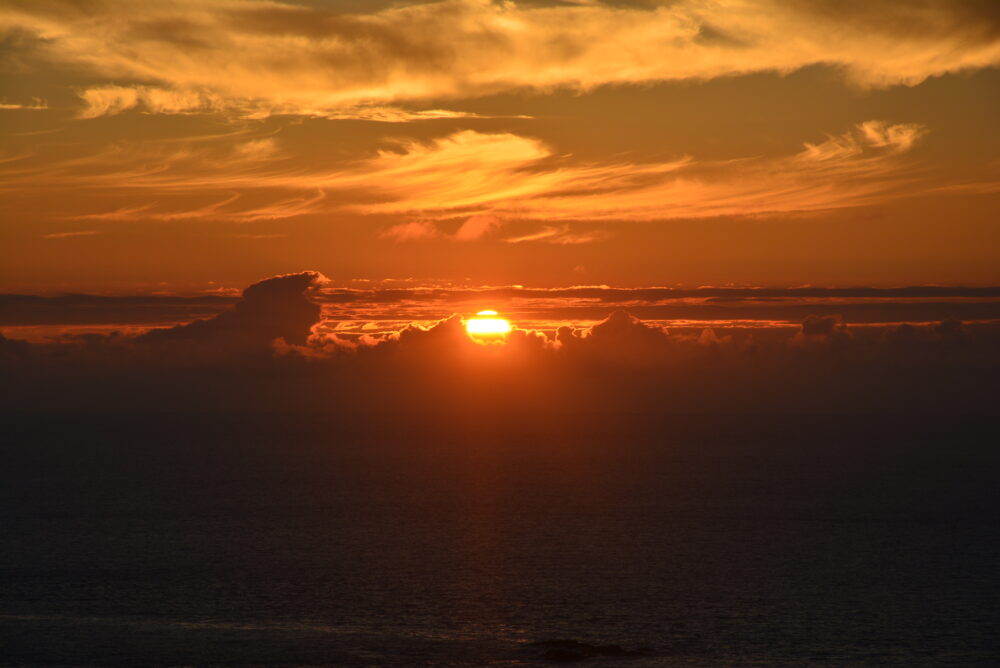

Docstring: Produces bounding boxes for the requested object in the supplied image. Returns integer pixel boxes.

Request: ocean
[3,414,998,666]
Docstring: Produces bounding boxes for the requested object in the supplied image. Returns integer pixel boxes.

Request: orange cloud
[74,84,514,122]
[0,98,48,111]
[379,221,442,242]
[1,122,942,227]
[504,225,613,245]
[3,0,999,120]
[316,123,934,222]
[41,230,101,239]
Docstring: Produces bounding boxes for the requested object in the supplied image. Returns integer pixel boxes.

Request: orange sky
[2,0,999,293]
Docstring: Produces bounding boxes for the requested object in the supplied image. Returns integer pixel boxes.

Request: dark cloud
[1,272,998,416]
[7,285,1000,331]
[793,0,1000,43]
[139,271,324,347]
[0,294,236,326]
[556,310,673,364]
[799,314,851,340]
[6,283,1000,334]
[0,330,30,363]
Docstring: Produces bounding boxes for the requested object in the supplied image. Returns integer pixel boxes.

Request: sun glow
[466,310,512,336]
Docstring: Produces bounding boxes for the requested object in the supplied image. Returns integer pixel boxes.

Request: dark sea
[3,414,998,666]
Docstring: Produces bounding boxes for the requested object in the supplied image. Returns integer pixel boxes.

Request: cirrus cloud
[1,121,938,228]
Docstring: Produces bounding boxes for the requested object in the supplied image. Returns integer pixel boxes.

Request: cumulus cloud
[556,310,673,364]
[3,0,999,119]
[140,271,326,347]
[795,314,852,346]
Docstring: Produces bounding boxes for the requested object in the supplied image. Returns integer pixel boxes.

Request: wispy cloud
[3,122,945,227]
[42,230,101,239]
[74,84,519,121]
[0,98,48,111]
[380,221,443,242]
[344,123,933,223]
[504,225,613,245]
[381,217,614,245]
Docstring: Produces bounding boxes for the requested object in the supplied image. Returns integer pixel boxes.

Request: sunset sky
[3,0,999,295]
[5,7,1000,668]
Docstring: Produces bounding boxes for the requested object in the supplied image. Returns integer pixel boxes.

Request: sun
[466,310,512,336]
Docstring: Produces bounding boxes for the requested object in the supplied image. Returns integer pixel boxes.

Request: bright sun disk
[466,311,511,335]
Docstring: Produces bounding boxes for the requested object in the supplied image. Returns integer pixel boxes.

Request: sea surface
[2,414,998,666]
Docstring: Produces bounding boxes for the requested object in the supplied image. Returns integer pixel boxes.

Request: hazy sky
[2,0,999,293]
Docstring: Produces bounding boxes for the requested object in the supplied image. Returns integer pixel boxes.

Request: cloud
[382,213,506,243]
[234,138,279,161]
[9,284,999,335]
[222,190,326,223]
[42,230,101,238]
[3,0,999,120]
[3,272,1000,414]
[233,233,285,240]
[380,221,443,242]
[800,314,850,338]
[140,271,326,347]
[556,310,675,364]
[453,214,503,241]
[13,121,934,226]
[0,331,30,363]
[0,98,48,111]
[504,224,613,245]
[76,85,223,119]
[382,214,609,245]
[350,123,931,222]
[795,314,852,346]
[74,85,511,121]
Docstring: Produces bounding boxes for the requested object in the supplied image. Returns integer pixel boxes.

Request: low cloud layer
[5,283,1000,333]
[2,271,997,415]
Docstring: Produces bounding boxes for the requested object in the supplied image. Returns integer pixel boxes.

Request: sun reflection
[466,310,512,336]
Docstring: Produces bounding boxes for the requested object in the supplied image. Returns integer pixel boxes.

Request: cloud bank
[4,0,999,119]
[2,271,997,415]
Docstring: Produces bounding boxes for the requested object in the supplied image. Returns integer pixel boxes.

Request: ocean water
[2,414,998,666]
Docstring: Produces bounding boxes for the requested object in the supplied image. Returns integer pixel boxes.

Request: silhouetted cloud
[797,314,852,345]
[0,330,30,363]
[556,310,673,364]
[140,271,325,347]
[2,273,998,415]
[5,284,1000,333]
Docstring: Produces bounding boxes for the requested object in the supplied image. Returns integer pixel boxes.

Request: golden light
[466,310,512,336]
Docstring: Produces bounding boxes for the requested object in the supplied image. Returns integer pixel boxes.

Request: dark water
[2,414,998,666]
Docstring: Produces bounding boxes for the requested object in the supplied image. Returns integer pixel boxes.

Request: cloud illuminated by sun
[466,311,511,336]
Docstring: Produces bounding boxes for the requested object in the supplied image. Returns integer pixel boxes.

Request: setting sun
[466,311,512,336]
